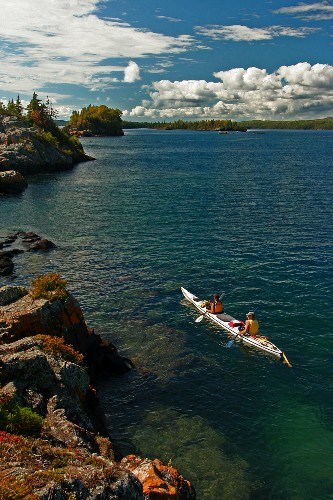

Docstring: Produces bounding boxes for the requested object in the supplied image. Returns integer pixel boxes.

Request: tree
[26,92,57,131]
[69,105,124,136]
[15,95,24,117]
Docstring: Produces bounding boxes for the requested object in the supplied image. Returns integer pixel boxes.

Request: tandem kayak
[181,287,291,366]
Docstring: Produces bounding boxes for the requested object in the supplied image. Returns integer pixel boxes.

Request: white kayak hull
[181,287,287,361]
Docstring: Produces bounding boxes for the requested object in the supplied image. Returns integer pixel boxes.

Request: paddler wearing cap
[240,311,259,337]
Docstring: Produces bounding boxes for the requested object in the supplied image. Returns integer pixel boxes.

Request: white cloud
[156,15,183,22]
[123,61,140,83]
[274,2,333,20]
[124,63,333,120]
[0,0,194,94]
[195,24,319,41]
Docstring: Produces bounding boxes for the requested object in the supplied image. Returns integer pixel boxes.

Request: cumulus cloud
[123,61,140,83]
[274,2,333,20]
[123,62,333,120]
[0,0,193,94]
[195,24,319,41]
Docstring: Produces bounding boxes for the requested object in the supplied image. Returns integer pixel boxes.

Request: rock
[122,455,196,499]
[0,285,28,305]
[0,289,132,378]
[0,170,28,193]
[28,238,56,251]
[18,231,41,242]
[0,231,55,275]
[0,115,93,176]
[0,303,196,498]
[0,252,14,275]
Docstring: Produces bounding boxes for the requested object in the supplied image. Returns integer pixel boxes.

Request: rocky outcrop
[0,169,28,193]
[0,288,132,380]
[0,116,92,175]
[0,286,196,498]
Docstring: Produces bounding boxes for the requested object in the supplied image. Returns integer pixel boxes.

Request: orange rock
[121,455,195,499]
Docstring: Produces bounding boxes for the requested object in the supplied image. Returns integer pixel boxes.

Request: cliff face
[0,287,133,380]
[0,286,196,499]
[0,116,92,175]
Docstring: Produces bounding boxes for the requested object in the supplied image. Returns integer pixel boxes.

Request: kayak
[181,287,291,366]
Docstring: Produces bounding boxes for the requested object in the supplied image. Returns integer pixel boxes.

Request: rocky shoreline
[0,115,94,194]
[0,256,195,497]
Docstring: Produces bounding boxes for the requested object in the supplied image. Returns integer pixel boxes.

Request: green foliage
[69,104,124,136]
[36,130,59,148]
[30,272,69,301]
[35,334,84,365]
[122,118,246,131]
[237,116,333,130]
[123,116,333,131]
[0,396,44,437]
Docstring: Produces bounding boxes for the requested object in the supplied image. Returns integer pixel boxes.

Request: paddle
[226,328,244,348]
[195,313,206,323]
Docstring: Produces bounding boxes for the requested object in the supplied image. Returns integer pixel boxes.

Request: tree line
[122,119,247,131]
[0,93,58,133]
[67,105,123,136]
[123,117,333,130]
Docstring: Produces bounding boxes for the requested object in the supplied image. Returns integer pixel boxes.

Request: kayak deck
[181,287,289,362]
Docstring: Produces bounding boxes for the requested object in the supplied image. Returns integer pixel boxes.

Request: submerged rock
[0,231,56,275]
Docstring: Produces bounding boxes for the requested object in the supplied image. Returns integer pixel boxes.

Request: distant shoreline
[121,116,333,131]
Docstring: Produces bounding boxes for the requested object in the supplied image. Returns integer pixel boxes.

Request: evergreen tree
[6,99,17,116]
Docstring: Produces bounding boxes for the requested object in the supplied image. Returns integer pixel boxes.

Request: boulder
[121,455,196,499]
[0,252,14,275]
[0,170,28,193]
[0,285,28,305]
[28,238,56,251]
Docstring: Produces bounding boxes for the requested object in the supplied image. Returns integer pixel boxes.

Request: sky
[0,0,332,121]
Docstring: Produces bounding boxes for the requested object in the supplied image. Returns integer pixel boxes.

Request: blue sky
[0,0,332,121]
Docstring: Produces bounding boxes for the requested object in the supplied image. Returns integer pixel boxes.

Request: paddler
[206,294,224,314]
[239,311,259,337]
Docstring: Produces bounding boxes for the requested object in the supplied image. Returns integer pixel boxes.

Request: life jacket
[248,319,259,335]
[213,300,223,313]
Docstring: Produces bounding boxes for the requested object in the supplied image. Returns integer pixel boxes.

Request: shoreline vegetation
[122,116,333,131]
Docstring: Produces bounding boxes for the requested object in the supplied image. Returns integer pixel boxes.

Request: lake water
[1,129,333,499]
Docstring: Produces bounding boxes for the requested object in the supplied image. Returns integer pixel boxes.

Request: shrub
[35,335,84,365]
[36,130,59,148]
[30,272,68,301]
[0,472,36,499]
[0,395,44,437]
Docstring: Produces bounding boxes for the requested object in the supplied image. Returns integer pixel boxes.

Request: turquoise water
[1,129,333,498]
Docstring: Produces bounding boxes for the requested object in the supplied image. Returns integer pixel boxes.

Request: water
[1,129,333,499]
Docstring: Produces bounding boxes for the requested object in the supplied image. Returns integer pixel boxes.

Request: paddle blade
[195,315,204,323]
[226,339,235,348]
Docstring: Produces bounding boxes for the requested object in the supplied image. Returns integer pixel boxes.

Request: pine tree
[15,95,23,117]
